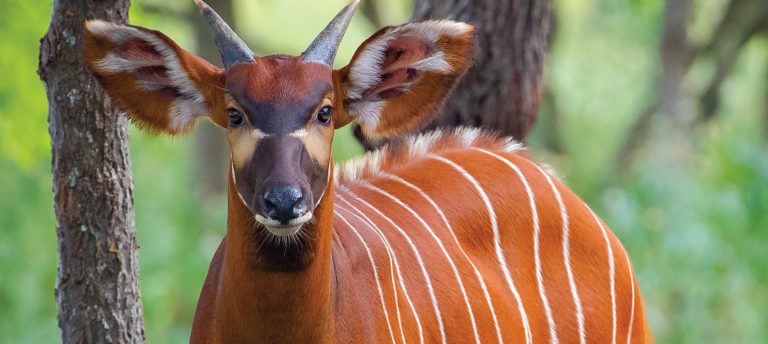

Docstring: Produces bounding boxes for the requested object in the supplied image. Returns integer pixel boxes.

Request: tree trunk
[355,0,552,150]
[615,0,768,170]
[38,0,146,342]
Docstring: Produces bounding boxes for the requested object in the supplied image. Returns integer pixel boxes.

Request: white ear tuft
[86,21,204,104]
[169,100,209,132]
[336,20,475,140]
[85,20,208,131]
[348,20,472,101]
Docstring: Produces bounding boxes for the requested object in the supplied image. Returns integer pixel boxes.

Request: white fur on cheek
[229,128,260,169]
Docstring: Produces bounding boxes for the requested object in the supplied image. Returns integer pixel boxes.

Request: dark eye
[228,108,243,127]
[316,106,332,124]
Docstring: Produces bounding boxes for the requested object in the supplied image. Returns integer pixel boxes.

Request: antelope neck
[216,169,337,343]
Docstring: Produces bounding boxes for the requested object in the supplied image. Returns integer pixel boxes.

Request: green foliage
[1,0,766,343]
[0,1,58,342]
[0,1,50,169]
[530,0,768,342]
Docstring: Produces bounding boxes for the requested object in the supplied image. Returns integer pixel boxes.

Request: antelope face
[84,0,475,242]
[201,0,358,237]
[225,57,335,235]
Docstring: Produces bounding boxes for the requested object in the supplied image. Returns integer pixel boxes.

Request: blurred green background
[1,0,766,342]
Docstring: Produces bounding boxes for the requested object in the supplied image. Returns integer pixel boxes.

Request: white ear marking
[409,20,472,40]
[348,101,384,133]
[96,52,158,72]
[137,80,168,91]
[347,20,471,104]
[169,101,208,132]
[87,20,208,128]
[407,51,451,73]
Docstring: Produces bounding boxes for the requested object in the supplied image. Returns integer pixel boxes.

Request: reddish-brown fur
[188,132,652,343]
[331,25,475,138]
[84,25,228,132]
[226,57,332,104]
[83,16,652,344]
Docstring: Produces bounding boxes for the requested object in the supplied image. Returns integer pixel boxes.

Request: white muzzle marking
[254,212,313,237]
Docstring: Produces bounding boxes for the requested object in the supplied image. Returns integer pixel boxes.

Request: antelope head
[83,0,475,238]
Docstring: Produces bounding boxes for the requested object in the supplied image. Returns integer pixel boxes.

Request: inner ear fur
[334,20,476,140]
[84,20,227,135]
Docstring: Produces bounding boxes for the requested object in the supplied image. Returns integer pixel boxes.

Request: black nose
[263,186,307,224]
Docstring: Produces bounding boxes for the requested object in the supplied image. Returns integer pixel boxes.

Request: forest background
[1,0,767,342]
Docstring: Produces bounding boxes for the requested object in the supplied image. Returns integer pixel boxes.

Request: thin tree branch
[360,0,383,27]
[614,0,693,172]
[615,101,659,171]
[697,0,768,122]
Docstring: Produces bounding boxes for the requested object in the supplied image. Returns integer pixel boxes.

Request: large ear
[84,20,227,135]
[333,20,475,140]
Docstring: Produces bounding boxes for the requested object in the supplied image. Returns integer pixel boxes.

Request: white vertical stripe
[342,187,445,344]
[623,249,636,344]
[337,192,424,344]
[334,210,397,344]
[531,163,587,344]
[590,210,617,344]
[429,154,533,344]
[476,148,559,344]
[335,198,412,344]
[382,172,505,344]
[359,181,481,344]
[336,204,407,343]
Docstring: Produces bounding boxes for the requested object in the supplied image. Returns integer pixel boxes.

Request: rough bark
[355,0,552,150]
[38,0,146,342]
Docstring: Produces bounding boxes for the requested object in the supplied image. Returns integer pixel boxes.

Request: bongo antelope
[83,0,652,342]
